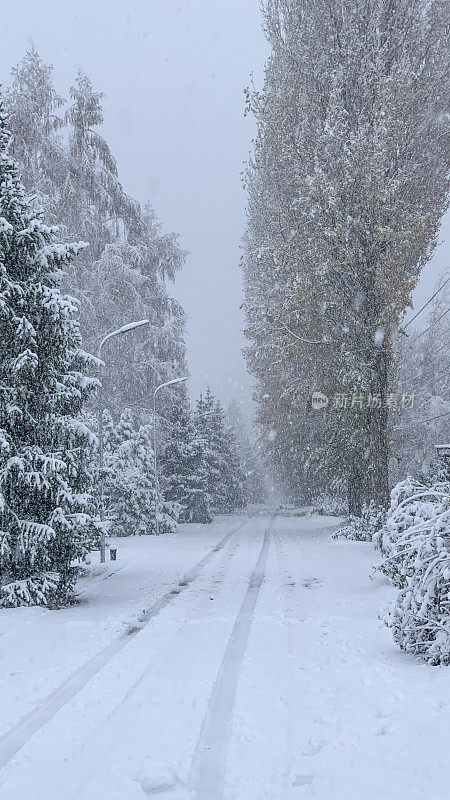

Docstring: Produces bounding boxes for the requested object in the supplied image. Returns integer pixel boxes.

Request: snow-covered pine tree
[102,409,178,536]
[194,389,225,513]
[0,98,100,607]
[228,399,266,505]
[195,389,246,514]
[161,398,213,523]
[220,409,247,512]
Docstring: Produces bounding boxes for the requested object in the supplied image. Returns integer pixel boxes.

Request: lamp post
[97,318,150,562]
[153,376,188,535]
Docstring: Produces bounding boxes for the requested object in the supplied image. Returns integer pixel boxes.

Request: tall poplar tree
[243,0,450,511]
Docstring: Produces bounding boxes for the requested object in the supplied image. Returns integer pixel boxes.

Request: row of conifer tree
[0,49,262,608]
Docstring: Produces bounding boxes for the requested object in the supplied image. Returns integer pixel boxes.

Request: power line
[403,276,450,330]
[400,364,450,388]
[415,305,450,340]
[394,410,450,430]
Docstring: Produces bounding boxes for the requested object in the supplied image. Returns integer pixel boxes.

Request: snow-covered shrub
[334,501,387,542]
[0,572,60,609]
[373,477,446,587]
[429,451,450,484]
[374,475,450,664]
[311,494,347,517]
[383,489,450,664]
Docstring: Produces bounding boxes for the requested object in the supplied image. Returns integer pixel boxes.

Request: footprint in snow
[293,774,315,787]
[301,739,326,757]
[302,577,322,589]
[375,716,393,736]
[376,709,391,719]
[134,759,187,797]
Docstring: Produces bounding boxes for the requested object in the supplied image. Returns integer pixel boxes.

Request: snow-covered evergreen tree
[5,51,198,541]
[195,389,246,514]
[102,409,179,536]
[221,414,247,512]
[0,98,100,607]
[228,399,266,505]
[64,70,140,253]
[161,399,212,523]
[195,389,225,513]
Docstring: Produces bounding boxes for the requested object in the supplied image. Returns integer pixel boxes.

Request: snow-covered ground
[1,512,449,799]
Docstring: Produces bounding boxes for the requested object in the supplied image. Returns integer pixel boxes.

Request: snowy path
[1,513,450,799]
[190,517,274,799]
[0,516,249,768]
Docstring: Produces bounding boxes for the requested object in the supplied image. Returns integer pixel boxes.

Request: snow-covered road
[1,512,450,799]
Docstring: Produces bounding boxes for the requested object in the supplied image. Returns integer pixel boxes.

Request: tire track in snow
[62,521,250,800]
[271,519,297,787]
[270,516,343,793]
[189,515,275,800]
[0,516,252,771]
[76,564,124,597]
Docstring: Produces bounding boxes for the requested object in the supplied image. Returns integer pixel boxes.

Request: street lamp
[97,318,150,562]
[153,376,188,535]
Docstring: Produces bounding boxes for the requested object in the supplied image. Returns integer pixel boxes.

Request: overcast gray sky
[0,0,447,412]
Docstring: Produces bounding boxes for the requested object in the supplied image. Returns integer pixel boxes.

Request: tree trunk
[347,463,363,516]
[367,344,390,508]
